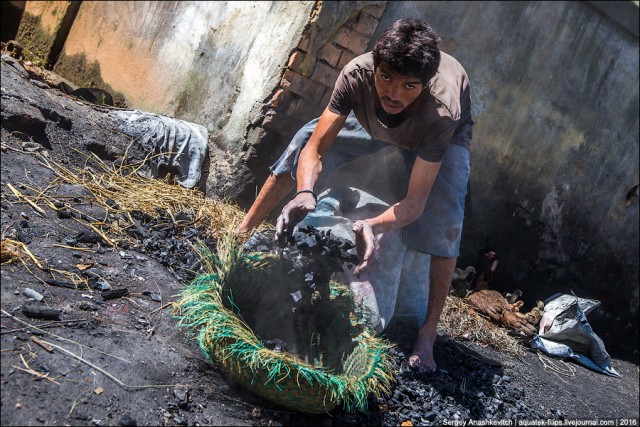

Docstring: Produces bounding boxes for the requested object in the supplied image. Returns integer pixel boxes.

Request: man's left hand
[352,219,377,276]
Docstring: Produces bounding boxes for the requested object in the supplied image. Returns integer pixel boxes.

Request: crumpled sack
[112,110,208,189]
[296,187,430,331]
[531,293,620,377]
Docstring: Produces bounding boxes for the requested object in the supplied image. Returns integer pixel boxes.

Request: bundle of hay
[439,295,526,358]
[38,154,248,240]
[174,235,395,414]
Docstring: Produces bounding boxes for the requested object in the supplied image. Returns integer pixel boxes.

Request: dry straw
[439,294,526,358]
[35,151,257,245]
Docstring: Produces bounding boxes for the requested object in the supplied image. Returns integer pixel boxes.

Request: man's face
[374,62,426,115]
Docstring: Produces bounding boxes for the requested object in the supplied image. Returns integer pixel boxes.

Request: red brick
[361,3,387,20]
[333,27,370,55]
[317,43,343,68]
[298,33,311,52]
[348,12,379,38]
[337,49,357,70]
[269,89,285,109]
[281,69,326,101]
[287,50,306,73]
[311,61,340,88]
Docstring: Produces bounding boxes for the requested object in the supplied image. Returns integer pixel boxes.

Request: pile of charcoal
[244,225,359,286]
[278,341,560,426]
[126,209,217,283]
[370,356,554,425]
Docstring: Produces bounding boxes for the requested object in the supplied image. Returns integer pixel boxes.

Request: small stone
[23,288,44,301]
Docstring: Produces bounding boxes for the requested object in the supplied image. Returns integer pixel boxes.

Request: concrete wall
[52,1,315,146]
[370,1,639,358]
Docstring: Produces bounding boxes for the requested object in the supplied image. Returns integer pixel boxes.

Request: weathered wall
[14,0,79,67]
[368,1,639,358]
[52,1,315,137]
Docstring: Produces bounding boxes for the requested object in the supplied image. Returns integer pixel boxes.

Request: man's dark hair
[372,19,441,83]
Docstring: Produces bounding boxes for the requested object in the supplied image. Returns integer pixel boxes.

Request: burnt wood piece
[101,288,129,301]
[22,305,62,320]
[44,279,76,289]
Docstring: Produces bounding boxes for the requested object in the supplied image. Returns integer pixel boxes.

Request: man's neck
[373,88,428,128]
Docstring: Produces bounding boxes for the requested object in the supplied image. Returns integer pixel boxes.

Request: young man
[237,19,473,372]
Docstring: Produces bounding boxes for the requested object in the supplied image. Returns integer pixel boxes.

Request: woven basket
[174,239,394,414]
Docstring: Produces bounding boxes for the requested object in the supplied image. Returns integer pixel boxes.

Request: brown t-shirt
[328,51,473,162]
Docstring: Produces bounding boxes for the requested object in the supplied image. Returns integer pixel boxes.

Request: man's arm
[275,108,347,239]
[352,156,441,274]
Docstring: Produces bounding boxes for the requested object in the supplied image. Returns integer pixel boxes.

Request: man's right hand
[352,219,378,276]
[274,192,317,243]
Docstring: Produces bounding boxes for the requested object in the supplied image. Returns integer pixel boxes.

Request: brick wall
[274,3,385,129]
[241,2,388,207]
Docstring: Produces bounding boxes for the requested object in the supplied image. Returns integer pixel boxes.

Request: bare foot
[409,330,437,373]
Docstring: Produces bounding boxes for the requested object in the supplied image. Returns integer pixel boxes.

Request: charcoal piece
[44,279,76,289]
[93,279,111,291]
[57,210,73,219]
[53,201,65,209]
[290,291,302,303]
[82,267,104,279]
[75,231,101,243]
[22,305,61,320]
[175,211,191,222]
[304,272,314,284]
[101,288,129,300]
[65,236,78,246]
[19,220,29,228]
[105,199,119,208]
[16,230,31,244]
[79,301,99,311]
[149,292,162,302]
[119,415,137,427]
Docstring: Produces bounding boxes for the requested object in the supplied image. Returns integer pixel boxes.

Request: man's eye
[381,74,391,81]
[406,84,415,90]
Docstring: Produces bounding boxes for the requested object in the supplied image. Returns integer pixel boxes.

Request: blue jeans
[270,112,470,257]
